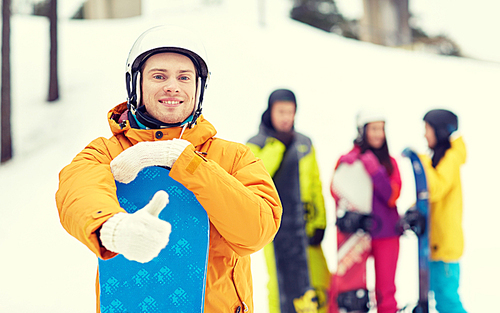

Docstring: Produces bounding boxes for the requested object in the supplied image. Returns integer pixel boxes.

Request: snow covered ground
[1,0,499,312]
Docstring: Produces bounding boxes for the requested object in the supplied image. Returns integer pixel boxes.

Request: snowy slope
[1,1,499,312]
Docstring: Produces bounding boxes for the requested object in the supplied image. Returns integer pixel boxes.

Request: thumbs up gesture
[100,190,172,263]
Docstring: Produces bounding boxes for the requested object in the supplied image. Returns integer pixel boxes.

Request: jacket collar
[107,102,217,147]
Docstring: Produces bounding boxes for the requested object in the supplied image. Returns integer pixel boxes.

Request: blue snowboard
[402,148,430,313]
[98,166,209,313]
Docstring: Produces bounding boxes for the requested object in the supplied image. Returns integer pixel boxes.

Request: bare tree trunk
[396,0,411,46]
[258,0,265,27]
[48,0,59,102]
[360,0,411,46]
[1,0,12,163]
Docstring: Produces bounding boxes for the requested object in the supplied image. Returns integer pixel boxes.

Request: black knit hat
[261,89,297,130]
[268,89,297,109]
[423,109,458,142]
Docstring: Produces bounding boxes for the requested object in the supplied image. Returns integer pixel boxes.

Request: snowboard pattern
[98,166,209,313]
[401,148,430,313]
[329,160,373,313]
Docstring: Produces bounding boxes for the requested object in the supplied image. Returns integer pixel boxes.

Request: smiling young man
[56,26,282,313]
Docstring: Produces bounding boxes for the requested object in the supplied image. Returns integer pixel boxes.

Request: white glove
[100,190,172,263]
[111,139,192,183]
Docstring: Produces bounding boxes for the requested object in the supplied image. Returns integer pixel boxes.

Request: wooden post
[48,0,59,102]
[1,0,12,163]
[258,0,266,27]
[360,0,411,46]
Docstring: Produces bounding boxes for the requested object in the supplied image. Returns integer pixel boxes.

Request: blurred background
[1,1,499,312]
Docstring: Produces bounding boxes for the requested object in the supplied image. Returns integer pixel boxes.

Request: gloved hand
[401,146,418,158]
[111,139,192,183]
[293,289,318,313]
[309,228,325,246]
[338,150,359,165]
[398,206,426,236]
[359,150,380,175]
[100,190,172,263]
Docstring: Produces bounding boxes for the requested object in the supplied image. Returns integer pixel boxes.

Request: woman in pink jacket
[329,110,402,313]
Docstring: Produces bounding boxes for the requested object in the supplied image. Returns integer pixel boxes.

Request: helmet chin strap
[126,71,141,115]
[187,76,205,129]
[134,72,141,113]
[179,122,189,139]
[179,78,203,136]
[133,105,194,130]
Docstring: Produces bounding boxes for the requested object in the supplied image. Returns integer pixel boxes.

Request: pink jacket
[331,146,402,238]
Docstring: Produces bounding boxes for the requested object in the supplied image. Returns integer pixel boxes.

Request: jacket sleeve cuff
[99,212,127,253]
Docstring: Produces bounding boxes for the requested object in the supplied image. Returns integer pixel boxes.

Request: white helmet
[355,109,386,143]
[356,109,386,129]
[125,25,210,128]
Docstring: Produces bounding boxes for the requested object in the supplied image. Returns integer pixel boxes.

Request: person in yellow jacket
[419,109,467,313]
[55,25,282,313]
[247,89,330,313]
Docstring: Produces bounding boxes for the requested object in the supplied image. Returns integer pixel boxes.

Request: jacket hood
[261,89,297,132]
[107,102,217,147]
[258,119,274,137]
[450,134,466,166]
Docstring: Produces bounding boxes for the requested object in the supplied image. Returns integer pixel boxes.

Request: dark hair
[357,125,394,175]
[430,139,451,168]
[423,109,458,168]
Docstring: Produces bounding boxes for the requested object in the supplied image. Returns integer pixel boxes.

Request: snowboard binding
[337,289,370,313]
[336,210,373,234]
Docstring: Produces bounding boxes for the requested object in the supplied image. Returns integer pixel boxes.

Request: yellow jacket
[56,102,282,313]
[247,136,326,236]
[419,135,466,262]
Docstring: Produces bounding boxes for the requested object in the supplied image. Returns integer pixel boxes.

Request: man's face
[141,52,197,124]
[271,101,296,132]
